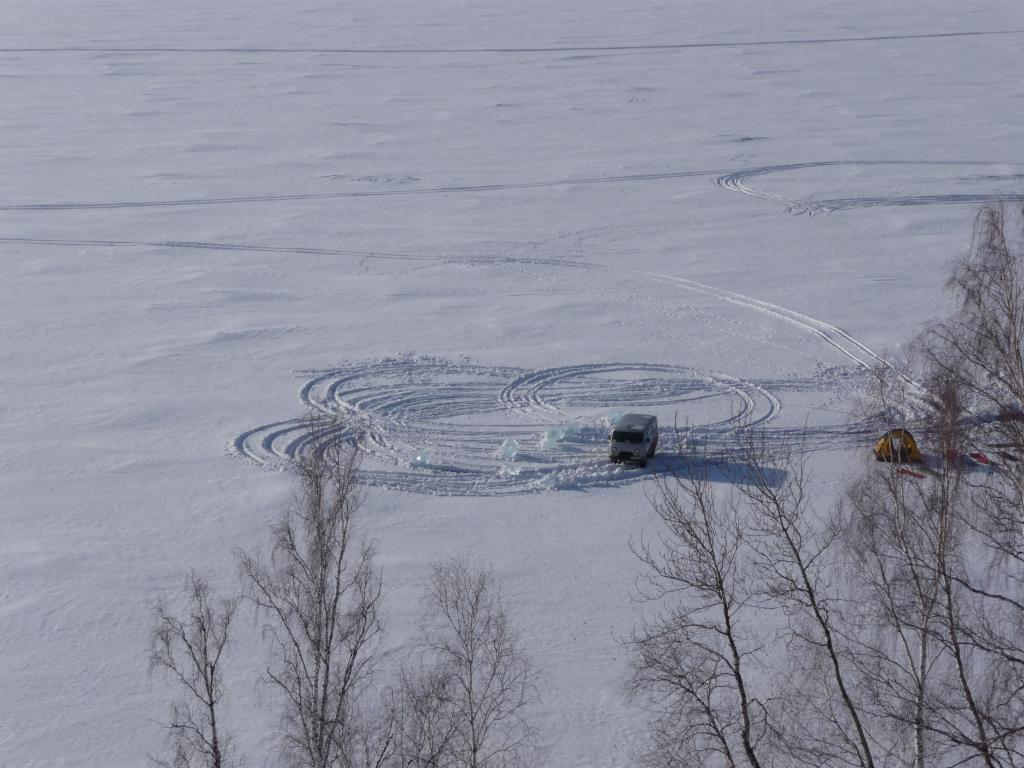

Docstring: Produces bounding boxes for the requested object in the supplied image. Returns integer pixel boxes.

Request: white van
[608,413,658,467]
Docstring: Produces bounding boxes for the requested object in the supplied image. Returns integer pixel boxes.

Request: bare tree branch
[238,425,388,768]
[150,572,237,768]
[630,461,767,768]
[413,559,537,768]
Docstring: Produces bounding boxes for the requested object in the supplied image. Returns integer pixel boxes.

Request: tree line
[630,203,1024,768]
[150,433,535,768]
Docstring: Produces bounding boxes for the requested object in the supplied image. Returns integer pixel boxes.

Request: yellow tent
[873,428,923,463]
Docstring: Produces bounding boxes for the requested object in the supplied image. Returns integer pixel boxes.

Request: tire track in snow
[651,271,880,370]
[0,236,433,262]
[498,363,780,430]
[4,29,1021,55]
[4,231,901,494]
[2,201,914,494]
[232,357,880,496]
[0,169,723,212]
[0,228,954,396]
[6,160,1019,215]
[649,270,929,412]
[717,161,1024,215]
[4,226,910,425]
[815,192,1024,214]
[233,358,811,496]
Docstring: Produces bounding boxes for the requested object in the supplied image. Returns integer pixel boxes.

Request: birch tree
[238,439,387,768]
[150,573,238,768]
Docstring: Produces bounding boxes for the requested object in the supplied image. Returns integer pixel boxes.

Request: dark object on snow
[609,413,658,468]
[873,428,923,463]
[998,405,1024,422]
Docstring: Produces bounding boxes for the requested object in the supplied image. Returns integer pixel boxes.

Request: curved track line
[649,270,928,412]
[651,271,877,369]
[717,161,1024,216]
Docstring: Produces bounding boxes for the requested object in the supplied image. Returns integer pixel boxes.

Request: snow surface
[2,0,1024,765]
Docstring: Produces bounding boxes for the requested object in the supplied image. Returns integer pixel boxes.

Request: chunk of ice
[497,439,520,461]
[539,426,566,450]
[539,421,583,450]
[409,451,433,469]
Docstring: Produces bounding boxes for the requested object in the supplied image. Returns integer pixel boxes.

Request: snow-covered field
[3,1,1024,764]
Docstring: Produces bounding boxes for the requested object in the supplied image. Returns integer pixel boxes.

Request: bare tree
[925,202,1024,525]
[630,466,768,768]
[733,438,877,768]
[416,559,536,768]
[238,436,387,768]
[632,435,883,768]
[912,205,1024,765]
[841,344,1024,768]
[846,435,1022,768]
[389,664,460,768]
[628,206,1024,768]
[344,694,398,768]
[150,572,238,768]
[840,460,946,768]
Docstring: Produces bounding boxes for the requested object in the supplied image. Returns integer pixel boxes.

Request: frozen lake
[2,1,1023,764]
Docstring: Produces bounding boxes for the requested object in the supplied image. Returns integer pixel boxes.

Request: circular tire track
[233,357,875,496]
[500,363,778,430]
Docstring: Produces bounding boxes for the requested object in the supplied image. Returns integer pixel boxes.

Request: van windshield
[612,430,644,444]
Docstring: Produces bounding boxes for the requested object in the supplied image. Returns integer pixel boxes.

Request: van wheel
[639,457,648,468]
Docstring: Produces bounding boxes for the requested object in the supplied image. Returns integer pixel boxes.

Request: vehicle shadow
[651,452,789,489]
